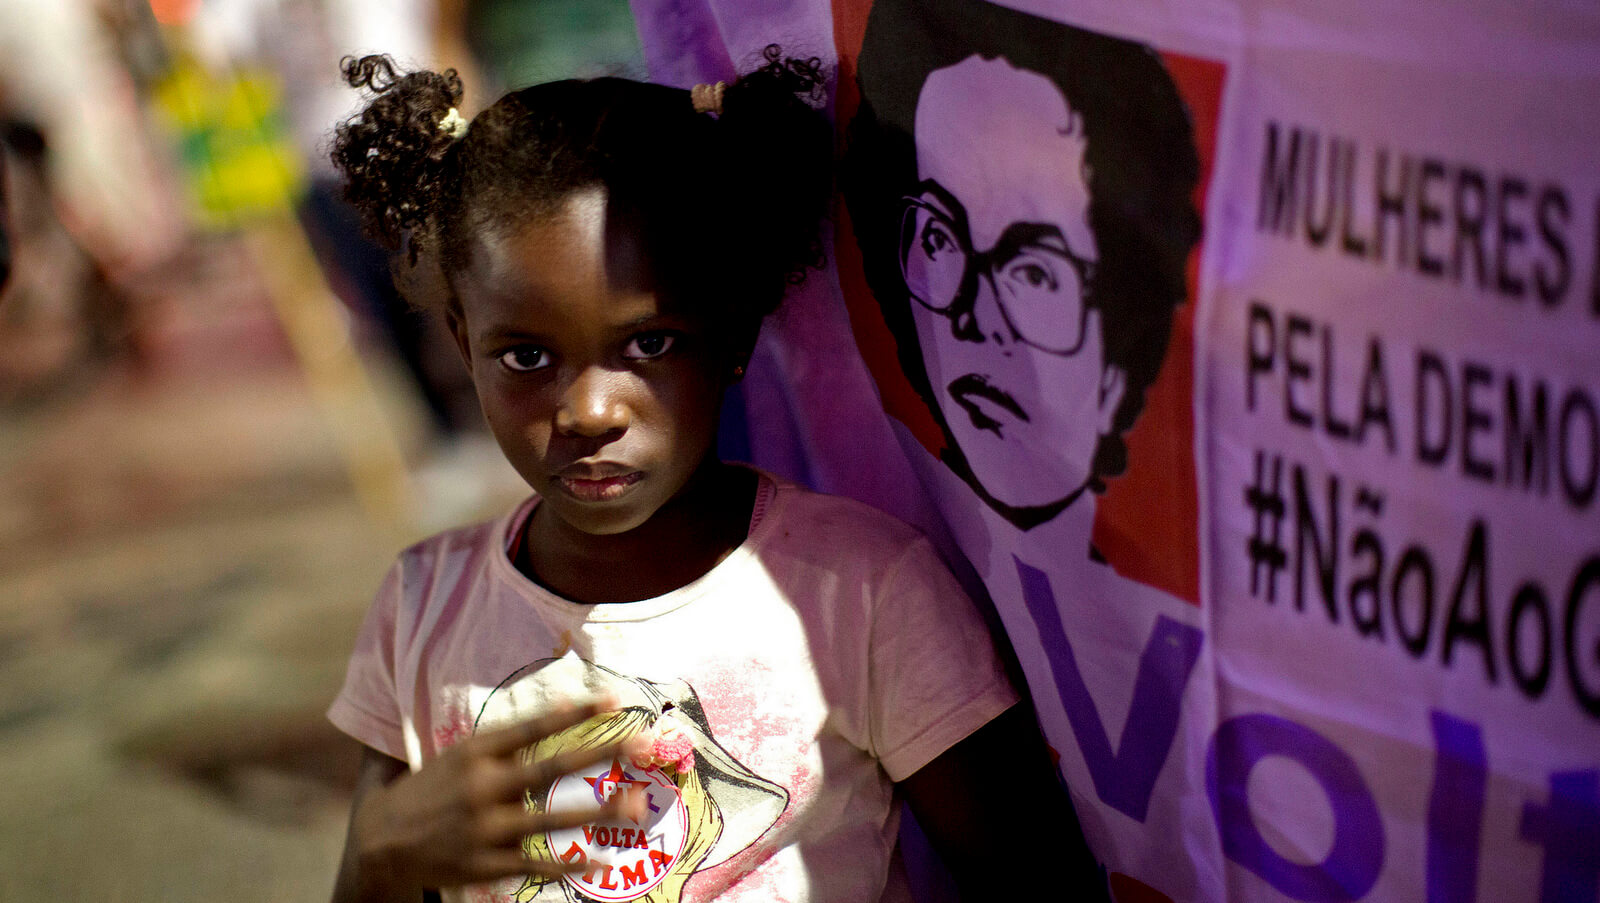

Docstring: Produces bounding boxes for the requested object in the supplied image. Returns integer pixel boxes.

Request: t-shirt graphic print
[480,657,788,903]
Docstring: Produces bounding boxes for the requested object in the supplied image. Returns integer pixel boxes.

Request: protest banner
[635,1,1600,898]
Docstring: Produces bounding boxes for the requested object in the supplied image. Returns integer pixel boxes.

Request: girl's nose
[554,367,630,437]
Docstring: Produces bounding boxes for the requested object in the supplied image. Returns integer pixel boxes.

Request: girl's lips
[557,471,644,502]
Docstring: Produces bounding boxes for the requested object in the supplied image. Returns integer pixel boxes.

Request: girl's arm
[899,703,1107,901]
[330,702,644,903]
[333,746,414,903]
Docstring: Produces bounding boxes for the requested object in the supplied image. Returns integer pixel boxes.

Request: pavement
[0,232,526,902]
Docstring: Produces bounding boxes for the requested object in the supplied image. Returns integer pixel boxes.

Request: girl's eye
[623,332,677,360]
[497,347,550,372]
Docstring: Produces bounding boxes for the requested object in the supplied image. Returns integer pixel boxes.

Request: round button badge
[545,758,688,901]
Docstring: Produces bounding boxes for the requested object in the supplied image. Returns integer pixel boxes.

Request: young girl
[325,49,1097,903]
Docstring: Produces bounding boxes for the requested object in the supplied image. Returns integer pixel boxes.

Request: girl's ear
[446,306,473,373]
[720,323,761,387]
[720,340,754,387]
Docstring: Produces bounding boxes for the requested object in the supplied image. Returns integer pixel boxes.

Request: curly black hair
[331,46,831,354]
[842,0,1201,528]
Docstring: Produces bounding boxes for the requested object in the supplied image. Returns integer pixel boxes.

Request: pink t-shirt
[330,470,1018,903]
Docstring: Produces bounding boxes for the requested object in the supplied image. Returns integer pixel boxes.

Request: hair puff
[331,55,465,257]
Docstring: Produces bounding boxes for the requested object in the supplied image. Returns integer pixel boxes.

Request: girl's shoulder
[749,468,930,562]
[392,497,533,580]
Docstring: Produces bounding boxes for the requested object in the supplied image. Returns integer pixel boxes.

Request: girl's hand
[340,700,644,900]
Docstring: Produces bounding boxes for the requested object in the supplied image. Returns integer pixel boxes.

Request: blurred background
[0,0,642,898]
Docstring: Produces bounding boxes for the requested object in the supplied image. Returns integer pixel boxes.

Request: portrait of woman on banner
[842,0,1202,577]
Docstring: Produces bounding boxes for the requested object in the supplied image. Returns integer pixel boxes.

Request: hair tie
[438,107,469,139]
[690,81,727,115]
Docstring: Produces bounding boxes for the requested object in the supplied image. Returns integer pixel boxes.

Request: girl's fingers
[500,740,635,799]
[473,696,618,758]
[478,799,617,844]
[466,796,650,882]
[492,797,643,845]
[465,848,586,882]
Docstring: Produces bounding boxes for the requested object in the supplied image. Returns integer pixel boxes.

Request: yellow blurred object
[152,56,305,228]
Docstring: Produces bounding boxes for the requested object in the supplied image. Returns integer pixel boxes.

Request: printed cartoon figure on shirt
[476,658,788,903]
[842,0,1204,581]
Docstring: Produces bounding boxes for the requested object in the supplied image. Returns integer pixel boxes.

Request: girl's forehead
[454,191,704,328]
[462,191,655,296]
[468,189,608,287]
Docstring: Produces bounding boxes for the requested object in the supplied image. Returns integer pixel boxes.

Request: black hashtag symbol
[1245,451,1287,601]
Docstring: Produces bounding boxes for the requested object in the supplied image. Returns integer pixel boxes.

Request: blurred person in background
[188,3,464,410]
[0,115,141,405]
[0,0,185,402]
[184,0,509,520]
[0,0,183,275]
[0,130,9,293]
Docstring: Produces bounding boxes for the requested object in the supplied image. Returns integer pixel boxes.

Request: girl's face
[449,188,727,537]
